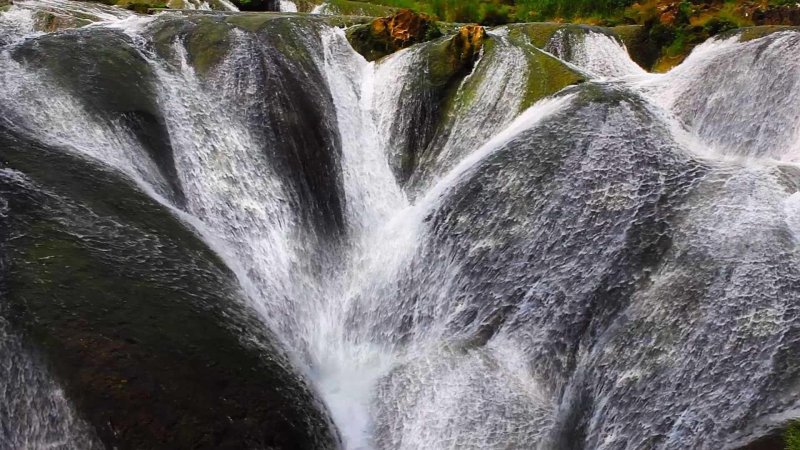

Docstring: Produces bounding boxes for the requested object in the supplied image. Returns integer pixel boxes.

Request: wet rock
[733,25,800,42]
[315,0,396,17]
[426,24,486,85]
[11,29,186,207]
[150,15,348,238]
[451,24,485,64]
[32,11,92,31]
[346,9,442,61]
[748,4,800,26]
[0,129,340,450]
[612,24,661,70]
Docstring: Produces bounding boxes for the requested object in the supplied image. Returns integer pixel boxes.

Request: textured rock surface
[346,9,442,61]
[0,129,340,450]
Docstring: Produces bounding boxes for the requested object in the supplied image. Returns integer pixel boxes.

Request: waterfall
[279,0,297,12]
[407,31,530,189]
[640,32,800,163]
[545,27,647,79]
[2,2,800,449]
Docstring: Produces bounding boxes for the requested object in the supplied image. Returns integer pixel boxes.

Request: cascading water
[280,0,297,13]
[640,32,800,162]
[1,2,800,449]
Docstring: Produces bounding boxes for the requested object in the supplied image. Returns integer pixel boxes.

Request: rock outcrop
[346,9,442,61]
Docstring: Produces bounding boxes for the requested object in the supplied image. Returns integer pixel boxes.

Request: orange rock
[453,24,486,62]
[372,9,433,49]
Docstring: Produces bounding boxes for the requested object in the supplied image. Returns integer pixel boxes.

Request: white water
[416,32,530,184]
[3,3,800,449]
[638,32,800,163]
[311,2,329,14]
[279,0,297,12]
[546,28,646,79]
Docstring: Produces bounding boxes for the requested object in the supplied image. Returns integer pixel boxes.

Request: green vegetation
[788,421,800,450]
[323,0,398,15]
[336,0,800,71]
[352,0,798,26]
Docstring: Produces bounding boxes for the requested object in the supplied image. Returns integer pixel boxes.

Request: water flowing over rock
[1,2,800,449]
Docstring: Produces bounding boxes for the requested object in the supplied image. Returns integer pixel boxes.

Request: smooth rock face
[11,30,186,207]
[1,12,344,449]
[0,129,340,450]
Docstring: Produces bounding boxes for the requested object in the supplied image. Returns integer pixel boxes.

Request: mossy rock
[32,11,93,31]
[294,0,322,12]
[651,53,686,72]
[425,24,486,87]
[114,0,167,13]
[506,22,571,48]
[223,11,368,31]
[148,15,233,76]
[612,24,661,71]
[409,31,583,188]
[0,129,339,449]
[346,9,443,61]
[11,29,185,206]
[519,47,584,110]
[186,17,232,74]
[149,15,348,236]
[500,26,586,109]
[728,25,800,41]
[732,420,800,450]
[317,0,396,16]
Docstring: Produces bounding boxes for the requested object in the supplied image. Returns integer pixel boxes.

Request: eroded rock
[346,9,442,61]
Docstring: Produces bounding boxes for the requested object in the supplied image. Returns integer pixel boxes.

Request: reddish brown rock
[346,9,443,61]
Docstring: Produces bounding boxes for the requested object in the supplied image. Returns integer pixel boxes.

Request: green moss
[506,22,566,48]
[185,17,231,75]
[114,0,167,12]
[324,0,398,16]
[787,421,800,450]
[225,13,277,30]
[521,50,583,109]
[612,24,656,69]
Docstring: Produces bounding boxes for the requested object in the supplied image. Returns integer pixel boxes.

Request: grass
[345,0,798,26]
[353,0,637,24]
